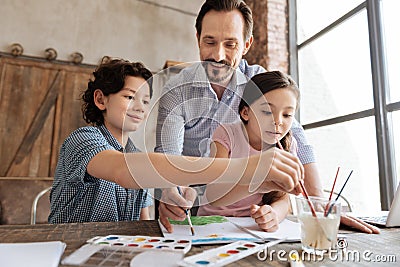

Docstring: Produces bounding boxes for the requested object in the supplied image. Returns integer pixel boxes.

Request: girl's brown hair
[239,71,300,206]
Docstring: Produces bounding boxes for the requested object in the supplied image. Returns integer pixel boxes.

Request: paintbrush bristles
[190,226,195,236]
[186,211,195,236]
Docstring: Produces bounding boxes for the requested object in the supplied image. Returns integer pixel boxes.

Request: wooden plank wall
[0,177,53,224]
[0,56,95,224]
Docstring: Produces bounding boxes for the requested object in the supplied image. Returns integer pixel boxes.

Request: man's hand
[158,187,197,233]
[341,214,380,234]
[256,148,304,195]
[250,204,279,232]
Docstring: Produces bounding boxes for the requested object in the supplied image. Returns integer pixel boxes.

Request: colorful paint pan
[179,241,263,267]
[86,235,192,254]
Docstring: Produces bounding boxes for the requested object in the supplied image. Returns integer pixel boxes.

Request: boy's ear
[94,89,106,110]
[240,106,250,122]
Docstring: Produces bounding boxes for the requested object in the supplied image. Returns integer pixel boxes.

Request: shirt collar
[97,124,137,153]
[236,60,249,85]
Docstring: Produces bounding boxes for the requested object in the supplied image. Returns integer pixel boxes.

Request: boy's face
[241,89,297,149]
[103,76,151,135]
[197,10,252,86]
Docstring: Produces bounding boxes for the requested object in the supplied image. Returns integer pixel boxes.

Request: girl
[48,59,303,225]
[198,71,300,232]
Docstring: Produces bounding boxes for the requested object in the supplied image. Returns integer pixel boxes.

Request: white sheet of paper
[0,241,66,267]
[130,251,183,267]
[161,216,301,245]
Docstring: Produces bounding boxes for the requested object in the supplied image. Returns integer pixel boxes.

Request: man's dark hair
[82,59,153,126]
[195,0,253,41]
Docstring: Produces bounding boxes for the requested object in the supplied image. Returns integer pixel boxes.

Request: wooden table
[1,221,399,266]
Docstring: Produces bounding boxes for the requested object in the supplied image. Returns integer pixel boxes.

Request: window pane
[296,0,364,44]
[392,111,400,187]
[298,10,373,124]
[305,117,380,213]
[382,0,400,103]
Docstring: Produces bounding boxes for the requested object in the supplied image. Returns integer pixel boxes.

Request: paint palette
[87,235,192,254]
[62,235,191,266]
[178,240,263,267]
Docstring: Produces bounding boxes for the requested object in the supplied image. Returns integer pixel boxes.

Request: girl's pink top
[197,122,297,217]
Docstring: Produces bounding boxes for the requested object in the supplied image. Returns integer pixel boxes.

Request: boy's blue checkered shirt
[48,124,152,223]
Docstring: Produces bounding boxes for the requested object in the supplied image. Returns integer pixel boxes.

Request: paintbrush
[324,167,340,216]
[276,138,330,241]
[326,170,353,217]
[230,220,267,242]
[276,139,317,217]
[177,186,195,236]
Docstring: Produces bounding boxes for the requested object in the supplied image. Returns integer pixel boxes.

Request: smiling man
[154,0,315,233]
[154,0,378,235]
[198,7,252,95]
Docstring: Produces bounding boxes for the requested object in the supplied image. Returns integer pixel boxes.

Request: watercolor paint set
[87,235,192,253]
[178,240,264,267]
[62,235,192,266]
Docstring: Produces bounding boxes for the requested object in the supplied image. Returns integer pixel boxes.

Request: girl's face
[96,76,151,142]
[241,88,297,150]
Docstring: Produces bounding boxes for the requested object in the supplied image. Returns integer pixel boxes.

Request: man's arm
[290,119,315,165]
[303,163,324,196]
[290,119,323,196]
[154,82,185,155]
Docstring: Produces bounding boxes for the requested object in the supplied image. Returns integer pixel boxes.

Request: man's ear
[240,106,250,122]
[243,35,254,55]
[196,32,200,48]
[94,89,106,110]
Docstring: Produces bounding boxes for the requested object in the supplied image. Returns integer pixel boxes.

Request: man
[155,0,378,234]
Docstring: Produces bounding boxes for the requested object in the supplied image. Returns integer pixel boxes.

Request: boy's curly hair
[82,59,153,126]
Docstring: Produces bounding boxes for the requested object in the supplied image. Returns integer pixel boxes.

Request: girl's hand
[250,204,279,232]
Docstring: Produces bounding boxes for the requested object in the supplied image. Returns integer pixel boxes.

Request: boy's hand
[254,148,303,195]
[250,204,279,232]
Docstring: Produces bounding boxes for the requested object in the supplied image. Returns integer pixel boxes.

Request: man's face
[197,10,252,86]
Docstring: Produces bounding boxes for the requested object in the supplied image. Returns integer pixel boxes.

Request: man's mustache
[204,59,231,67]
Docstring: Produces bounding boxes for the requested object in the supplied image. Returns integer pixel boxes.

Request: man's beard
[202,60,234,85]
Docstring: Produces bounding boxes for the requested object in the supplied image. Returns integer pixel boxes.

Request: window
[291,0,399,212]
[382,0,400,104]
[296,0,364,44]
[392,111,400,187]
[298,9,372,124]
[305,118,380,213]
